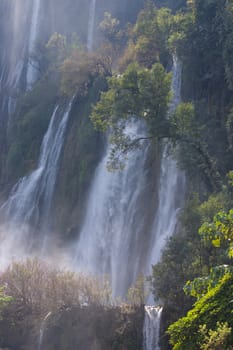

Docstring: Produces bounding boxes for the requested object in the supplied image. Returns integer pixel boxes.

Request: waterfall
[74,121,149,297]
[87,0,97,51]
[26,0,41,88]
[75,57,184,303]
[148,56,185,266]
[38,312,52,350]
[0,100,73,260]
[0,1,29,119]
[0,0,43,133]
[143,57,185,349]
[143,306,163,350]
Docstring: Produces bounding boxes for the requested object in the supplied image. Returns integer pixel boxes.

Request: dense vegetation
[0,259,144,350]
[88,0,233,348]
[1,0,233,348]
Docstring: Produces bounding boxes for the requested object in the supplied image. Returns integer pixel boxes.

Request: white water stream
[74,121,149,297]
[74,57,185,308]
[38,311,52,350]
[26,0,42,88]
[87,0,97,51]
[0,0,42,121]
[0,100,73,262]
[148,56,185,266]
[143,57,185,350]
[143,306,163,350]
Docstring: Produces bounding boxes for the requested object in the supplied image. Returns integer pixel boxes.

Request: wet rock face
[39,306,144,350]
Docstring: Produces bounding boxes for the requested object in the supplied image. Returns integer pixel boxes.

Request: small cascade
[0,99,73,259]
[0,1,30,118]
[26,0,41,88]
[143,56,185,349]
[87,0,97,51]
[147,56,185,266]
[143,306,163,350]
[74,121,149,297]
[38,312,52,350]
[148,145,185,265]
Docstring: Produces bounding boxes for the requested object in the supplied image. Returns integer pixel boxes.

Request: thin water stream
[87,0,97,51]
[0,100,73,263]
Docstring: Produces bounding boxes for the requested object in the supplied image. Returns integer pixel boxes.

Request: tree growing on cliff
[167,182,233,349]
[91,62,171,168]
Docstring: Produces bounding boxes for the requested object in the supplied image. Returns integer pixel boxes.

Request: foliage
[167,273,233,349]
[198,193,226,224]
[171,102,197,139]
[0,258,112,317]
[151,185,233,348]
[60,48,108,96]
[98,12,128,72]
[155,0,187,11]
[0,260,144,350]
[169,0,233,190]
[167,175,233,348]
[184,265,233,299]
[120,1,174,68]
[99,12,122,46]
[199,322,232,350]
[45,32,68,67]
[168,10,194,53]
[91,62,171,168]
[0,287,12,320]
[199,209,233,258]
[151,233,198,316]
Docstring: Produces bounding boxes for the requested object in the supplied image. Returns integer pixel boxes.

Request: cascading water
[0,100,73,262]
[0,1,28,119]
[74,121,149,297]
[87,0,97,51]
[0,0,42,118]
[143,306,163,350]
[147,56,185,267]
[74,57,185,305]
[26,0,42,88]
[38,312,52,350]
[143,57,185,350]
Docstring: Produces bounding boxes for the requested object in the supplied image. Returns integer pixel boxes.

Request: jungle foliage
[3,0,233,348]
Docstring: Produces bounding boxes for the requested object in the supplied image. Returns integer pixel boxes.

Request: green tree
[168,181,233,349]
[132,2,173,67]
[199,322,232,350]
[199,209,233,258]
[167,273,233,350]
[0,287,12,320]
[60,48,109,96]
[91,62,171,168]
[99,12,121,45]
